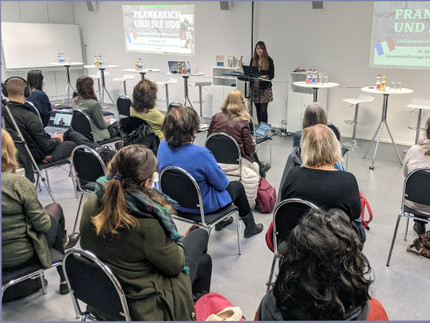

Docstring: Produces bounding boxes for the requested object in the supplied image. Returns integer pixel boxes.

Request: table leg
[198,85,203,118]
[313,88,318,102]
[183,75,193,108]
[99,68,115,106]
[62,65,74,106]
[165,84,170,110]
[415,108,422,144]
[140,72,146,80]
[385,122,403,165]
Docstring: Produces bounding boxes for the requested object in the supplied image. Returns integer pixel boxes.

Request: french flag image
[127,31,137,43]
[375,39,395,56]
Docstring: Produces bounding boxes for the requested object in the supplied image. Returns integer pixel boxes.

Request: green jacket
[80,194,196,321]
[73,98,110,142]
[1,172,52,269]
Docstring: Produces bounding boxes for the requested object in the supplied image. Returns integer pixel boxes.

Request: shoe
[215,217,234,231]
[413,222,426,235]
[259,162,271,177]
[63,232,80,249]
[241,213,264,238]
[59,281,69,295]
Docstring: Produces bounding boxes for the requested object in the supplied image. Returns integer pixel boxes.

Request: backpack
[194,292,244,321]
[255,178,276,213]
[360,192,373,230]
[118,117,159,156]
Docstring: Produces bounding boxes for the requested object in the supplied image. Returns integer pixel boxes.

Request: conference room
[2,1,430,321]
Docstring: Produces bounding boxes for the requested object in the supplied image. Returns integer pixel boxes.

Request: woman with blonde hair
[80,145,211,320]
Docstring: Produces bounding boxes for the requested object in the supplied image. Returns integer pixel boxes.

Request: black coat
[249,56,275,90]
[118,116,159,156]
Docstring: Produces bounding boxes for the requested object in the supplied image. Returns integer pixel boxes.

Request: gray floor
[3,115,430,321]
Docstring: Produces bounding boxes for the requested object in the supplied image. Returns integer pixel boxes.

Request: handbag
[255,178,276,213]
[408,230,430,259]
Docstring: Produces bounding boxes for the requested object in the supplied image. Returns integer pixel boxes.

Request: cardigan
[27,90,52,127]
[249,56,275,90]
[157,140,232,214]
[403,138,430,176]
[1,172,52,269]
[73,98,110,142]
[130,107,165,141]
[80,194,195,321]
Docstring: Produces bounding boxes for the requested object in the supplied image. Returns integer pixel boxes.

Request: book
[216,55,224,66]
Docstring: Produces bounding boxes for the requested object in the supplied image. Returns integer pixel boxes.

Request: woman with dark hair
[250,41,275,124]
[131,79,165,141]
[80,145,211,320]
[73,76,118,142]
[157,106,263,237]
[27,70,52,126]
[257,208,388,321]
[293,102,328,147]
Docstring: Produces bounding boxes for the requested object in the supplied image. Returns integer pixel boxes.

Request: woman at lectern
[249,41,275,124]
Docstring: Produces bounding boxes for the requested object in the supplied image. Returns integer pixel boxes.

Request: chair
[112,74,136,96]
[159,166,241,255]
[266,198,319,292]
[71,109,122,146]
[342,94,374,149]
[116,95,132,118]
[71,145,107,233]
[406,98,430,145]
[250,116,272,166]
[2,248,63,298]
[63,248,131,321]
[386,167,430,267]
[328,122,350,171]
[205,132,242,181]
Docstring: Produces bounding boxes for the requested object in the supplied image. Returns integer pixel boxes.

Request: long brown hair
[76,76,98,101]
[251,41,269,70]
[1,128,18,173]
[91,145,173,236]
[220,90,250,122]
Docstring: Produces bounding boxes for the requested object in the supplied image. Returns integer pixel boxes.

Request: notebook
[255,122,272,138]
[44,110,73,137]
[242,65,260,78]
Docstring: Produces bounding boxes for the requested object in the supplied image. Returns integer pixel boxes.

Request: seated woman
[293,102,327,147]
[130,79,165,141]
[80,145,212,320]
[73,76,118,142]
[27,70,52,127]
[257,208,388,321]
[1,128,79,297]
[403,116,430,234]
[280,124,365,243]
[157,105,263,237]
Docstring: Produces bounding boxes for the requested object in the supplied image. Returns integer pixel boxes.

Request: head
[425,116,430,156]
[1,128,18,173]
[132,79,158,112]
[92,145,172,236]
[27,70,44,91]
[220,90,250,122]
[302,102,328,129]
[301,124,342,167]
[162,106,199,147]
[75,76,98,101]
[2,77,30,102]
[273,208,372,320]
[252,41,269,69]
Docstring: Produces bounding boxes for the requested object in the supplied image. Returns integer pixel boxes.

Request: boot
[241,213,264,238]
[258,162,271,178]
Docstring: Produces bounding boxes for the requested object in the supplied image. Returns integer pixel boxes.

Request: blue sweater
[27,90,52,127]
[157,140,232,214]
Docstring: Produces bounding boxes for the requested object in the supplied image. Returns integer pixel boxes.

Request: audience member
[157,106,263,237]
[402,116,430,234]
[257,208,388,321]
[80,145,211,320]
[73,76,118,142]
[280,124,365,243]
[1,128,80,297]
[27,70,52,127]
[293,102,327,147]
[130,79,165,141]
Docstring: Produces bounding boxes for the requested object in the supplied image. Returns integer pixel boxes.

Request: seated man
[2,76,97,164]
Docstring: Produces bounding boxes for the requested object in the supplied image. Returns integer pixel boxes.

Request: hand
[261,75,269,79]
[53,132,64,142]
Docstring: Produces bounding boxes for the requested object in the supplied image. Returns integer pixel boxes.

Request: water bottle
[315,69,319,83]
[305,69,312,83]
[376,74,381,90]
[61,53,65,63]
[94,55,98,66]
[311,69,317,83]
[138,58,143,70]
[98,55,103,67]
[57,53,62,63]
[186,61,191,74]
[177,61,182,74]
[135,59,139,71]
[380,75,386,91]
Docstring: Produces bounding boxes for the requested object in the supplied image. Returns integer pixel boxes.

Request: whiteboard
[1,22,83,69]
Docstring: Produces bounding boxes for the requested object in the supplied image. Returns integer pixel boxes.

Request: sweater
[73,98,110,142]
[27,90,52,127]
[1,172,52,269]
[157,140,232,214]
[80,194,195,321]
[130,107,165,141]
[249,56,275,91]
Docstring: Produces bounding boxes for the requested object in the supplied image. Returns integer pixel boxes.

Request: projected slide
[123,4,194,55]
[370,1,430,69]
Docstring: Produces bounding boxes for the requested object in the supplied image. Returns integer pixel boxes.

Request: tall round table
[361,86,413,169]
[49,62,83,106]
[167,73,205,109]
[293,81,339,102]
[123,68,161,80]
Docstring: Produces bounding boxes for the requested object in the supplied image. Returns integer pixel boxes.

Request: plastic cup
[390,82,396,90]
[397,82,402,90]
[324,76,329,84]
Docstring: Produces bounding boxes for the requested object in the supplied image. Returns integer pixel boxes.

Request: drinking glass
[397,82,402,90]
[390,82,396,90]
[324,76,329,84]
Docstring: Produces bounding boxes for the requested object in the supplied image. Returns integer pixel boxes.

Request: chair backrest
[273,198,319,252]
[116,95,131,117]
[71,109,93,140]
[403,167,430,210]
[205,132,241,166]
[63,248,131,321]
[327,122,341,141]
[71,145,107,190]
[26,101,43,123]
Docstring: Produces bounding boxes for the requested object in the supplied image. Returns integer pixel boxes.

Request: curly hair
[273,208,372,320]
[220,90,250,122]
[132,79,158,113]
[76,76,98,101]
[27,70,44,91]
[162,106,199,147]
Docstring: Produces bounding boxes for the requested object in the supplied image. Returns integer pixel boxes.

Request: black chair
[266,198,319,292]
[2,248,63,298]
[386,167,430,267]
[71,145,107,233]
[159,166,241,255]
[63,248,131,321]
[328,122,350,170]
[71,109,122,146]
[116,95,132,118]
[205,132,242,181]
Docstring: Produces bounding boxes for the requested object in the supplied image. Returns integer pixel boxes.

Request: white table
[124,68,161,80]
[49,62,83,106]
[155,78,178,110]
[361,86,413,169]
[84,64,119,105]
[294,81,339,102]
[167,73,205,108]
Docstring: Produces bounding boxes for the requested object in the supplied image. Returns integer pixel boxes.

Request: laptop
[242,65,260,78]
[255,122,272,138]
[168,60,186,74]
[44,110,73,137]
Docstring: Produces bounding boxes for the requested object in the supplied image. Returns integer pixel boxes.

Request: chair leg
[266,254,279,293]
[236,212,241,255]
[386,213,402,267]
[40,273,47,294]
[345,151,349,171]
[73,192,85,233]
[404,216,410,241]
[69,164,77,198]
